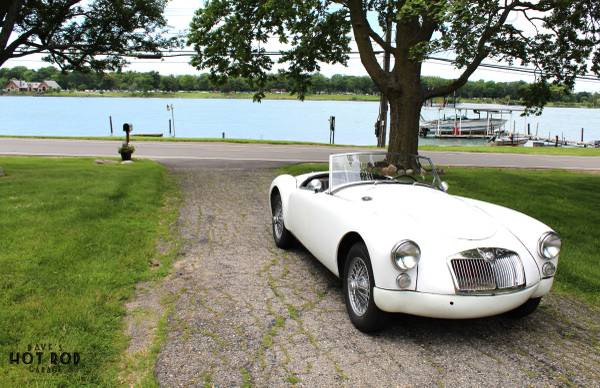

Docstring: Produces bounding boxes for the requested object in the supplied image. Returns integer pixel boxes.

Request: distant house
[4,79,62,93]
[41,80,62,91]
[28,82,41,92]
[5,79,29,92]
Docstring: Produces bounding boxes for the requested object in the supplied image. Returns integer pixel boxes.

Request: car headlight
[391,240,420,271]
[538,231,561,260]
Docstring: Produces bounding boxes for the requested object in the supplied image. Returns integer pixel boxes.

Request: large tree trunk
[387,90,423,155]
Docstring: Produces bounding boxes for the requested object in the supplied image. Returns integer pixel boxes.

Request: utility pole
[376,13,392,148]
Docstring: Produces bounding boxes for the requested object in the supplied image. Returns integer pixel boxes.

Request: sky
[5,0,600,92]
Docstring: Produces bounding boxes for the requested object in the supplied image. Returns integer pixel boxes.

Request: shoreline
[1,91,381,102]
[1,91,598,109]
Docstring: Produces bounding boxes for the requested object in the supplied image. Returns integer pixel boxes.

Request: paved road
[151,162,600,387]
[1,137,600,170]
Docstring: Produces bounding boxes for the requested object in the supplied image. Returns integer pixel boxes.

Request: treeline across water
[2,65,599,106]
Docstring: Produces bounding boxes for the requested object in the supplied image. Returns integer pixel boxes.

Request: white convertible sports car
[269,152,561,332]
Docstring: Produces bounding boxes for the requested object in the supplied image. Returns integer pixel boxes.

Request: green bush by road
[277,163,600,308]
[0,157,179,386]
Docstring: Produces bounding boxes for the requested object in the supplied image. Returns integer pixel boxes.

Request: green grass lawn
[0,157,179,386]
[277,163,600,308]
[42,90,381,102]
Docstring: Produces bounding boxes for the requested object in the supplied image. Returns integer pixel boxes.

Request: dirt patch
[123,281,165,355]
[152,163,600,387]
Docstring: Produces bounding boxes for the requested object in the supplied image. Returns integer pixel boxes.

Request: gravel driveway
[155,160,600,387]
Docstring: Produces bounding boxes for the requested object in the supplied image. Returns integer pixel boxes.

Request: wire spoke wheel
[272,195,284,239]
[271,191,293,249]
[347,256,371,316]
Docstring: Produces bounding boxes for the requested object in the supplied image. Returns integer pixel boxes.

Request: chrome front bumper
[373,277,554,319]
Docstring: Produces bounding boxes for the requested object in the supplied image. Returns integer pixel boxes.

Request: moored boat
[492,134,529,146]
[420,104,522,139]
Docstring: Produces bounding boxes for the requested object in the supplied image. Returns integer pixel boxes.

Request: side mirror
[307,179,323,193]
[440,181,449,192]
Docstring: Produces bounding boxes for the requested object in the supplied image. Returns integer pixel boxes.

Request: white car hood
[335,184,497,240]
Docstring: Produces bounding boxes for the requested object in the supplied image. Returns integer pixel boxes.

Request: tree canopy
[0,0,176,71]
[188,0,600,153]
[6,65,599,108]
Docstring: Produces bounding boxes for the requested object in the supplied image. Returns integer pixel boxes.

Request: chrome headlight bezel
[391,240,421,271]
[538,231,561,260]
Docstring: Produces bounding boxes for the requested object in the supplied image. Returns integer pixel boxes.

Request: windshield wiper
[412,182,433,188]
[374,180,411,185]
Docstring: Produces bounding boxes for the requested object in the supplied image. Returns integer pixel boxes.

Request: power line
[8,49,600,83]
[146,51,600,82]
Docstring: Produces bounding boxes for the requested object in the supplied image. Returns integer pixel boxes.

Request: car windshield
[329,152,442,192]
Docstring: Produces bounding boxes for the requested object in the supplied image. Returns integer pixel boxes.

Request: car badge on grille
[477,248,496,262]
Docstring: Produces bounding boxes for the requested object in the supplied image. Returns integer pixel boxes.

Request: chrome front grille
[449,248,525,294]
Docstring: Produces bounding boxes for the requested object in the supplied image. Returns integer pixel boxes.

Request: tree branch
[8,47,44,58]
[4,28,37,54]
[367,23,394,53]
[0,0,24,51]
[425,5,516,99]
[347,0,387,87]
[513,1,553,12]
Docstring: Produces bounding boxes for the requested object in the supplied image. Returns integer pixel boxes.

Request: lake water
[1,96,599,145]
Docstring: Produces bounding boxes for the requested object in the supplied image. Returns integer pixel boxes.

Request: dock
[420,103,599,148]
[420,104,521,139]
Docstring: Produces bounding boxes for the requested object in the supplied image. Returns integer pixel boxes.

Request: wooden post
[329,116,336,144]
[171,108,176,137]
[167,104,175,137]
[109,115,113,136]
[581,128,584,142]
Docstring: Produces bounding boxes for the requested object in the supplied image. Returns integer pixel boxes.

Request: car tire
[271,191,294,249]
[507,297,542,318]
[343,242,386,333]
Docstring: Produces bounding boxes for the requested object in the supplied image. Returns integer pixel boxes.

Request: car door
[287,189,347,275]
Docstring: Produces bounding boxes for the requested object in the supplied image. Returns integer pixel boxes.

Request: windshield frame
[328,151,442,194]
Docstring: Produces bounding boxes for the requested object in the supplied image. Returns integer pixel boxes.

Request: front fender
[269,174,297,221]
[459,196,558,272]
